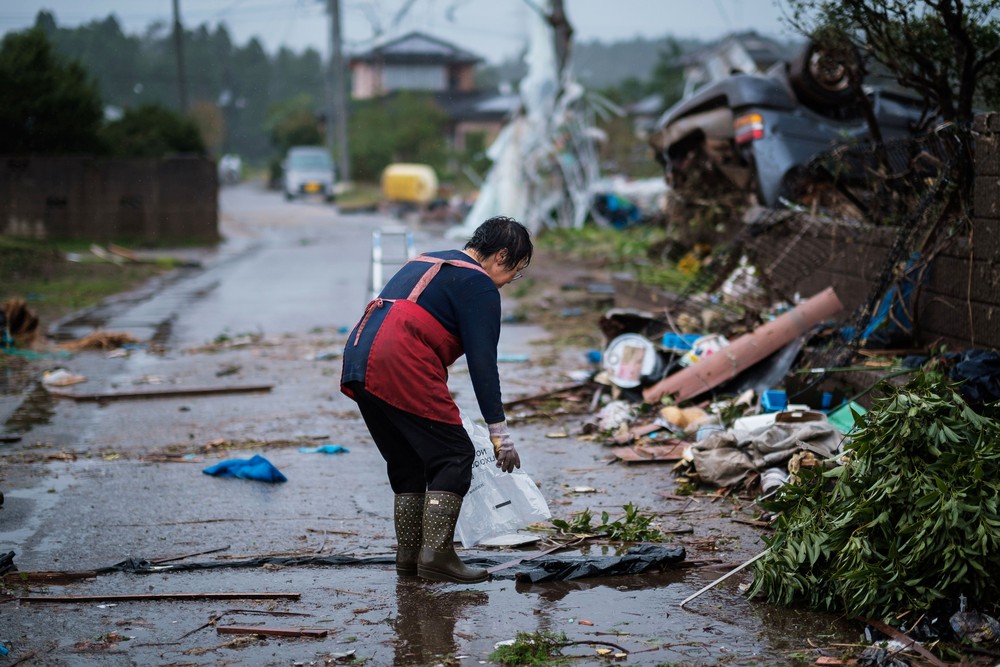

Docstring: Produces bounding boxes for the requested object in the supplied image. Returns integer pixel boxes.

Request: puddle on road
[0,560,858,665]
[3,382,55,433]
[0,359,35,396]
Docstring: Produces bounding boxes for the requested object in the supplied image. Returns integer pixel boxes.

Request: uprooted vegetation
[748,370,1000,625]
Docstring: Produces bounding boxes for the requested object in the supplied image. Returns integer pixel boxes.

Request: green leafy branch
[551,503,665,542]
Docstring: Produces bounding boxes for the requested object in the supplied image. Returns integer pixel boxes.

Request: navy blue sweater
[342,249,505,424]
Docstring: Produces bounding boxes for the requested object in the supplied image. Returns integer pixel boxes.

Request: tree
[101,104,205,158]
[348,93,449,181]
[0,27,105,154]
[264,94,324,155]
[647,39,685,109]
[784,0,1000,125]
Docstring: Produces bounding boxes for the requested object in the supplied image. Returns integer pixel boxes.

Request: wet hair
[464,216,533,270]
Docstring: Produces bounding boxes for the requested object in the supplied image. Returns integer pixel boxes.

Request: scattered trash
[950,595,1000,645]
[61,331,140,352]
[1,297,40,348]
[298,444,349,454]
[679,333,730,367]
[41,369,87,387]
[603,333,663,389]
[610,441,687,464]
[760,389,787,412]
[586,400,635,433]
[202,454,287,483]
[644,287,845,403]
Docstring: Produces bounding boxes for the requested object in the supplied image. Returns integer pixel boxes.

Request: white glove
[488,421,521,473]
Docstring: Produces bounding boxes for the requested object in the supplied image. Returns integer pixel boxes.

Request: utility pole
[172,0,188,111]
[327,0,351,182]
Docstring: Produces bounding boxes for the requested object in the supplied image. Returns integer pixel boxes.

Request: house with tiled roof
[349,31,518,152]
[350,31,483,99]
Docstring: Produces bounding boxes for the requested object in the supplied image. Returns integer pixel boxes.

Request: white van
[282,146,336,202]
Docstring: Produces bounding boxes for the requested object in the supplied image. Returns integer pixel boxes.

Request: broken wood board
[19,591,300,603]
[610,442,687,464]
[48,383,273,402]
[216,625,328,638]
[3,570,98,585]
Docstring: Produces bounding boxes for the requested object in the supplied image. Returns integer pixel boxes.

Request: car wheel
[788,40,861,114]
[284,191,294,201]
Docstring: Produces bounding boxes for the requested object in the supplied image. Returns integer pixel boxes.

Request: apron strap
[353,255,489,346]
[406,255,489,301]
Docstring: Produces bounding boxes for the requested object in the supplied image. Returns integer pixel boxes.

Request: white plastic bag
[455,411,551,548]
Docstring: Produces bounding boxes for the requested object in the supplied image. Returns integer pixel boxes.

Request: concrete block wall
[0,155,219,244]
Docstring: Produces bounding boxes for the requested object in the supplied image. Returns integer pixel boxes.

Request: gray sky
[1,1,793,63]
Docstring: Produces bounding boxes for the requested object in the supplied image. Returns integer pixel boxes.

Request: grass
[535,223,692,292]
[1,237,175,333]
[335,182,384,210]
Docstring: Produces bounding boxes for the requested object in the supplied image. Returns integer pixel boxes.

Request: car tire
[788,40,861,114]
[284,191,294,201]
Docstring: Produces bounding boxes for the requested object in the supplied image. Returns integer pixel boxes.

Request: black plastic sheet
[98,544,686,583]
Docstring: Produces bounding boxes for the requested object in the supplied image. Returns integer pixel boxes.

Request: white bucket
[603,334,664,389]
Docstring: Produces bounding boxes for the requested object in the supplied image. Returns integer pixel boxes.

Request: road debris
[216,625,328,638]
[47,383,273,401]
[202,454,287,483]
[19,591,301,603]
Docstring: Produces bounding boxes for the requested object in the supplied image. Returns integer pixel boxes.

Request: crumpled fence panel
[98,544,685,583]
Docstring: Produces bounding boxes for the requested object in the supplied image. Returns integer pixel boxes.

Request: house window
[383,65,446,92]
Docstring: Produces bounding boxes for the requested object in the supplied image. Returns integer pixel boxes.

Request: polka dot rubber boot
[417,491,488,583]
[394,493,424,576]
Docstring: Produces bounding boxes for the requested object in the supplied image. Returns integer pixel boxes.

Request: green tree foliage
[348,93,449,181]
[37,11,324,162]
[101,104,205,158]
[0,27,105,155]
[748,372,1000,620]
[784,0,1000,123]
[264,94,323,156]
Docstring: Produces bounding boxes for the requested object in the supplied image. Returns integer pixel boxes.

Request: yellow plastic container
[381,163,438,204]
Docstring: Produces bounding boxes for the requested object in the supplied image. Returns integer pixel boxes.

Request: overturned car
[649,41,931,209]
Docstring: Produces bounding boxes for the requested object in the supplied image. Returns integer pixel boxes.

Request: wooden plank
[216,625,328,638]
[19,591,300,603]
[48,384,273,402]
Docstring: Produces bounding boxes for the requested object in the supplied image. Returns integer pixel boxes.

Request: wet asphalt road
[0,182,858,665]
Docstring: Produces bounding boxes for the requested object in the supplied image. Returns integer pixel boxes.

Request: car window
[288,153,331,170]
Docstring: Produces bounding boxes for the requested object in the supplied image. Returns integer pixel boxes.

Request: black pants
[346,382,475,496]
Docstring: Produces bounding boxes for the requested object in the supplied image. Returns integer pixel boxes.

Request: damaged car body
[649,40,932,209]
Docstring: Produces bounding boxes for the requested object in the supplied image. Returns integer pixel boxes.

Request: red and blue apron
[341,254,489,425]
